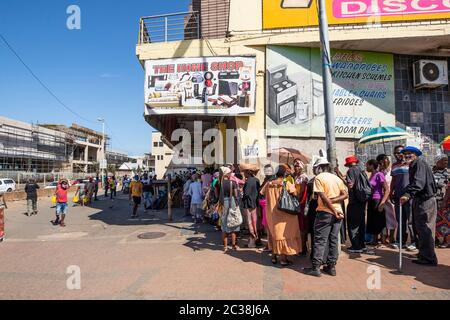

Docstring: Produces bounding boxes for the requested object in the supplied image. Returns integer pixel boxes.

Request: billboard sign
[266,46,396,138]
[263,0,450,29]
[144,56,256,116]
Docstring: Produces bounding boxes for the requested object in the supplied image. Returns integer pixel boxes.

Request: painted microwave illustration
[267,64,298,124]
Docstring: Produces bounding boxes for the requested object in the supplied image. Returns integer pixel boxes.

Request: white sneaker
[390,243,399,249]
[406,244,417,251]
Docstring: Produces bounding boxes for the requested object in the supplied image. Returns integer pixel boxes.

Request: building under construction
[0,116,73,173]
[0,116,109,174]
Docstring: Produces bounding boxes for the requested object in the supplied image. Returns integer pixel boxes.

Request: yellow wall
[263,0,450,29]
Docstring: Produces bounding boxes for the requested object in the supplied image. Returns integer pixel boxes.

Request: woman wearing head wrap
[433,155,450,248]
[260,164,301,266]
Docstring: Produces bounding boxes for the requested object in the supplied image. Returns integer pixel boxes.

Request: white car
[44,182,59,189]
[0,179,16,193]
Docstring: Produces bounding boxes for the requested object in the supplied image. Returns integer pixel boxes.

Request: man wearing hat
[344,155,370,254]
[400,146,438,266]
[304,157,348,277]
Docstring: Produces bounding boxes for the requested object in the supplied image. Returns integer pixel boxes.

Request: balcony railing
[139,11,200,44]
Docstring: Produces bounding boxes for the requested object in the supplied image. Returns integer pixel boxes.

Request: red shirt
[56,185,68,203]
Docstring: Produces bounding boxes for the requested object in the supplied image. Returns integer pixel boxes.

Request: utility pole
[98,118,106,188]
[317,0,337,169]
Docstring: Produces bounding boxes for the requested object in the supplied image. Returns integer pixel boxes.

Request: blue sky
[0,0,190,155]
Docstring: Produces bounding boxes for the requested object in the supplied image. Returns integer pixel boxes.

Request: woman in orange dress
[261,164,302,266]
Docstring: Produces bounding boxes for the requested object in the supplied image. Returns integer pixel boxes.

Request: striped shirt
[391,161,409,199]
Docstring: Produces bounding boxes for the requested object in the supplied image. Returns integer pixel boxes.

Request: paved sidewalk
[0,194,449,300]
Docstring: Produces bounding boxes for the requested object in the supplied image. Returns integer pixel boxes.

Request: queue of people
[182,145,448,276]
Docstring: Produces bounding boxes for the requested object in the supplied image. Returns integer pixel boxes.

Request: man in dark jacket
[400,146,438,266]
[25,179,40,216]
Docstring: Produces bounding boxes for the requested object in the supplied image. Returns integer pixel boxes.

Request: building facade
[41,123,107,173]
[151,132,174,179]
[137,0,450,170]
[0,116,72,173]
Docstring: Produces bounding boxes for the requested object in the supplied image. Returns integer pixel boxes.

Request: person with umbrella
[400,146,439,266]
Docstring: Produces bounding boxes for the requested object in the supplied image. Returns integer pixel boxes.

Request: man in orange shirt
[129,175,143,218]
[303,157,348,277]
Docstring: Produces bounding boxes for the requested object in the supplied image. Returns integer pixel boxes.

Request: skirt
[367,199,386,235]
[259,198,267,228]
[0,208,4,241]
[221,197,241,234]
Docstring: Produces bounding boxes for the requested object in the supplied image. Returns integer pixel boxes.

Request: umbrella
[269,147,311,165]
[441,136,450,151]
[358,126,409,153]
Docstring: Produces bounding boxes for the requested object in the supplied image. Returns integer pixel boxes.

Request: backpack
[354,170,372,202]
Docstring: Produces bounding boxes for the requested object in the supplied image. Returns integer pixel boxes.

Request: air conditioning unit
[413,60,448,89]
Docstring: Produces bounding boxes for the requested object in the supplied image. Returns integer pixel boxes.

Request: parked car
[0,179,17,193]
[44,182,59,189]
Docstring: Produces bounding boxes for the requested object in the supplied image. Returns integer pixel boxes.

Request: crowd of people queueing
[181,145,449,277]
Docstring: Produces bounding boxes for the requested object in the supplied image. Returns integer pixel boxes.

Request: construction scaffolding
[0,117,74,173]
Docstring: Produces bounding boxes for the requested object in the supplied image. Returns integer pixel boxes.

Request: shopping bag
[73,195,79,203]
[83,196,90,205]
[51,195,57,205]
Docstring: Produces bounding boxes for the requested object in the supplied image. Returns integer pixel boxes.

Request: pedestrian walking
[104,176,109,197]
[219,167,241,253]
[110,176,117,200]
[85,177,95,205]
[52,179,69,227]
[188,174,204,223]
[142,173,153,212]
[366,159,390,247]
[242,167,261,248]
[25,179,40,216]
[390,145,417,251]
[94,176,99,201]
[432,155,449,248]
[303,158,348,277]
[342,155,370,253]
[74,181,86,207]
[400,146,439,266]
[129,175,143,219]
[261,164,301,267]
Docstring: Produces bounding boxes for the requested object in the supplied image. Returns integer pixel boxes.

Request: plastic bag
[73,195,79,203]
[51,195,57,205]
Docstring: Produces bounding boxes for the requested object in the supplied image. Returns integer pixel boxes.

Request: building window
[159,142,163,147]
[161,156,164,160]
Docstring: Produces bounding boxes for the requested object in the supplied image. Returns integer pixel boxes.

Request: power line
[0,33,96,125]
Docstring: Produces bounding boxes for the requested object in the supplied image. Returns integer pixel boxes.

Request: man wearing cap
[303,157,348,277]
[400,146,438,266]
[343,155,369,254]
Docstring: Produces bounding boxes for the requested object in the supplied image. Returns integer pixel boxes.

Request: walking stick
[398,203,403,272]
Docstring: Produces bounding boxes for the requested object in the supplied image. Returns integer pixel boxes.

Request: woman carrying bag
[219,167,242,253]
[261,164,302,267]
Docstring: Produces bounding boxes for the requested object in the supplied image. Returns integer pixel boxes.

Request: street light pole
[98,118,106,187]
[317,0,337,169]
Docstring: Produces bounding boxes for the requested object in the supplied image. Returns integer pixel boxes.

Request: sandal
[271,256,278,264]
[60,222,66,228]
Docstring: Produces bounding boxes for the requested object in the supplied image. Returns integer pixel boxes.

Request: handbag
[225,181,243,229]
[278,181,301,215]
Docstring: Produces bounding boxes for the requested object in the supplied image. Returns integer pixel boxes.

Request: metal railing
[139,11,200,44]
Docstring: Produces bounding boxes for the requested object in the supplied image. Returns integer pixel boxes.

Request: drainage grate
[137,232,166,240]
